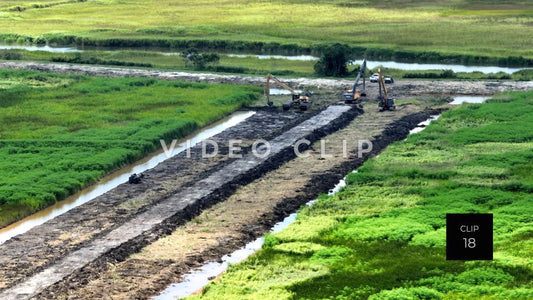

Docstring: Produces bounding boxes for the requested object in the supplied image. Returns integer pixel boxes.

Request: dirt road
[1,61,532,95]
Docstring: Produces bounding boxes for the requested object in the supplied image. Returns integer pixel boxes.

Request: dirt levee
[0,105,359,300]
[41,106,436,299]
[0,61,531,95]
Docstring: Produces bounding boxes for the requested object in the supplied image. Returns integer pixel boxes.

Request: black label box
[446,213,493,260]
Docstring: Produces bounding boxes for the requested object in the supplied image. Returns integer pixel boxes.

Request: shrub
[314,43,353,77]
[345,172,386,185]
[0,50,23,60]
[181,48,220,70]
[403,69,456,79]
[262,233,280,249]
[456,267,514,285]
[310,246,352,265]
[34,36,47,45]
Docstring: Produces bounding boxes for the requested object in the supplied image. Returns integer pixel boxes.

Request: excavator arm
[266,74,311,111]
[351,59,366,94]
[378,68,388,100]
[344,59,367,103]
[267,74,298,106]
[378,68,395,111]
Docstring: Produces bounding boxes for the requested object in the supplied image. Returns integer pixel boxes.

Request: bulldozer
[377,68,395,111]
[343,59,367,104]
[266,74,312,111]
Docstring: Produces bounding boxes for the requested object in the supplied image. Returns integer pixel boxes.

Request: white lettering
[294,139,311,158]
[252,139,271,159]
[160,139,178,158]
[202,139,219,158]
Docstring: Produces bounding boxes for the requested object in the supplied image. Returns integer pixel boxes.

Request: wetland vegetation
[0,69,259,226]
[189,91,533,299]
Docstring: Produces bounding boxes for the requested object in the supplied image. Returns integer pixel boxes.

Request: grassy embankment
[0,0,531,66]
[2,49,532,81]
[189,91,533,299]
[0,69,260,227]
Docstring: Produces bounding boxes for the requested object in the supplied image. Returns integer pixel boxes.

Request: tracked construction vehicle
[266,74,312,111]
[343,59,367,104]
[377,68,396,111]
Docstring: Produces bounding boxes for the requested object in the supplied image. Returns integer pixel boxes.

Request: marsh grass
[0,1,531,65]
[190,91,533,299]
[0,69,259,226]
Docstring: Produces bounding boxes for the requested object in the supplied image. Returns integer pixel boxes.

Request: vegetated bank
[1,49,533,80]
[0,69,260,227]
[0,1,532,67]
[190,91,533,299]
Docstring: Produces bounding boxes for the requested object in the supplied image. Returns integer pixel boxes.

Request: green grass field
[189,91,533,299]
[0,0,531,65]
[0,69,259,227]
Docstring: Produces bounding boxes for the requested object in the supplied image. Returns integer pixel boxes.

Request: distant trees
[181,48,220,70]
[314,43,353,77]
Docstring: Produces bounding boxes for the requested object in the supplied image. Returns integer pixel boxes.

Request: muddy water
[268,88,303,95]
[228,55,528,74]
[227,54,318,61]
[409,115,442,134]
[0,45,82,53]
[0,111,255,245]
[353,60,528,74]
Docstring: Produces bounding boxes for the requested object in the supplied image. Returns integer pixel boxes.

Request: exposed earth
[0,61,532,96]
[0,61,530,299]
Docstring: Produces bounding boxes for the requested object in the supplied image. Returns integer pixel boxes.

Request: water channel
[1,44,529,74]
[0,111,256,245]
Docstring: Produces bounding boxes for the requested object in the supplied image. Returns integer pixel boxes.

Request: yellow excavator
[377,68,396,111]
[343,59,367,104]
[266,74,312,111]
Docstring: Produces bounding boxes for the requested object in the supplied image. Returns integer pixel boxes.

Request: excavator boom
[267,74,297,102]
[266,74,312,111]
[378,68,388,100]
[351,59,366,93]
[378,68,395,111]
[344,59,367,104]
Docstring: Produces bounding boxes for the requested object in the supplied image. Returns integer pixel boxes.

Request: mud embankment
[0,110,308,292]
[38,106,440,299]
[0,105,360,300]
[0,61,531,95]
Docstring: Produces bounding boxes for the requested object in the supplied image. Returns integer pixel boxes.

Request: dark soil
[35,107,437,299]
